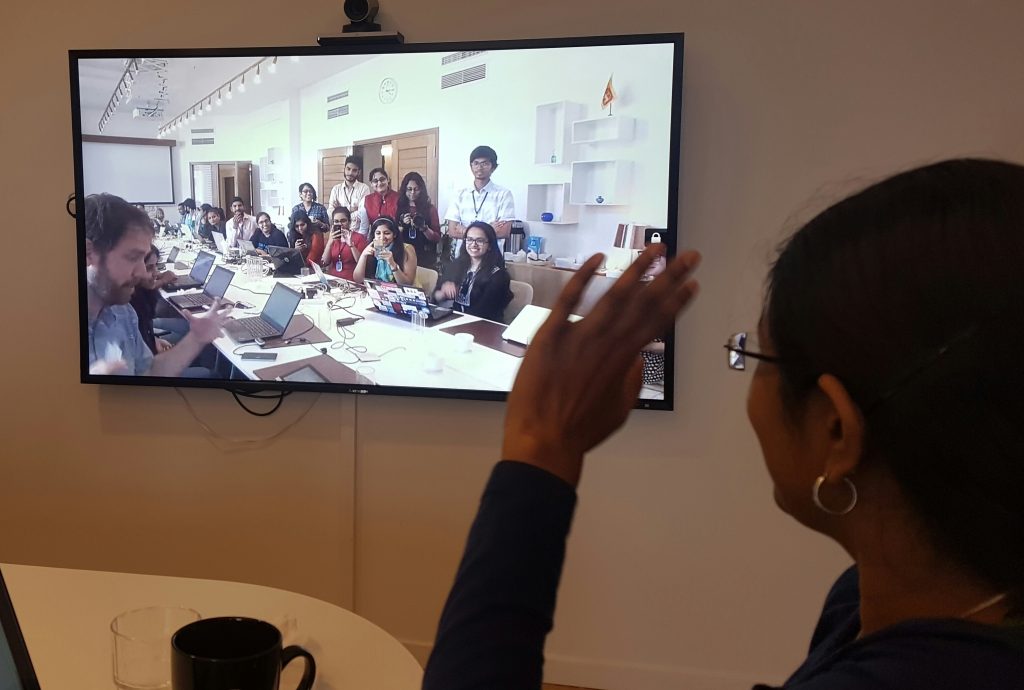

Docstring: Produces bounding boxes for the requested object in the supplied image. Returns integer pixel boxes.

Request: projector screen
[81,140,175,204]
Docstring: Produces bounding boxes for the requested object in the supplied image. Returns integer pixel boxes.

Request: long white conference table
[2,563,423,689]
[158,241,664,400]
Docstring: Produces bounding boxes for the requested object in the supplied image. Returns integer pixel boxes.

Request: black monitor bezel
[71,33,684,410]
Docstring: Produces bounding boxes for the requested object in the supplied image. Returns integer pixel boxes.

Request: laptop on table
[169,265,235,310]
[0,569,42,690]
[223,282,303,343]
[365,279,452,321]
[267,245,307,276]
[237,238,258,254]
[211,231,227,255]
[163,250,216,292]
[157,246,190,271]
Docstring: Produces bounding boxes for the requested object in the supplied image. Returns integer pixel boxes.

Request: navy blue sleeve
[422,460,578,690]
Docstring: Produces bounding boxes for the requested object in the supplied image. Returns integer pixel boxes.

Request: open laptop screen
[261,284,302,333]
[189,251,216,283]
[204,266,233,298]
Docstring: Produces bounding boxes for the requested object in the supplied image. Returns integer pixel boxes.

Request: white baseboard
[401,639,772,690]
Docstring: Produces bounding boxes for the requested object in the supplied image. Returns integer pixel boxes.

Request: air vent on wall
[190,128,214,145]
[441,50,486,65]
[327,90,350,103]
[327,105,350,120]
[441,64,486,90]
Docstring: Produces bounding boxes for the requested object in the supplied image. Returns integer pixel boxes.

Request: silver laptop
[169,265,234,310]
[237,238,256,254]
[163,250,216,292]
[211,231,227,254]
[223,282,303,343]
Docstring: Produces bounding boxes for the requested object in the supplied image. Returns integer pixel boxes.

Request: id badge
[336,260,343,272]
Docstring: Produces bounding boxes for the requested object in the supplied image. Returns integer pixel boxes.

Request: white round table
[1,563,422,689]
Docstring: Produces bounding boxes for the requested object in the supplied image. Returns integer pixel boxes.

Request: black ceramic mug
[171,617,315,690]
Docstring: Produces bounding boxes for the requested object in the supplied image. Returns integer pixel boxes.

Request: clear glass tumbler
[111,606,201,690]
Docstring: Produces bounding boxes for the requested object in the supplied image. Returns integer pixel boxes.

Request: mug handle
[281,645,316,690]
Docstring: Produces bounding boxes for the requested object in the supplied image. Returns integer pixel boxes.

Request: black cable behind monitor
[66,193,77,219]
[230,389,291,416]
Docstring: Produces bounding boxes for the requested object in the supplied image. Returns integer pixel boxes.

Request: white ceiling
[78,54,376,136]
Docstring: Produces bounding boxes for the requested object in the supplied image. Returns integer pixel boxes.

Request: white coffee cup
[454,332,474,353]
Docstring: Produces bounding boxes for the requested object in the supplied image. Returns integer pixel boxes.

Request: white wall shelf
[571,116,636,145]
[569,161,632,206]
[534,101,586,166]
[526,183,579,224]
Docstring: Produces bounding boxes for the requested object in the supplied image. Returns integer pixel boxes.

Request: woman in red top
[358,167,400,231]
[321,207,367,282]
[287,208,325,268]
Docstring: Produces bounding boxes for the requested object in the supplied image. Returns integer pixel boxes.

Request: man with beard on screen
[85,194,230,376]
[327,155,371,235]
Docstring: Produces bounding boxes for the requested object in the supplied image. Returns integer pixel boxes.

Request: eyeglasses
[725,324,979,415]
[300,188,313,195]
[470,160,493,168]
[371,177,388,184]
[724,332,781,371]
[464,237,489,246]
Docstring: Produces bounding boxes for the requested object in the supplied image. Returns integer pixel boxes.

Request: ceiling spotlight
[132,107,141,118]
[238,74,247,93]
[226,83,233,100]
[253,65,262,85]
[215,90,223,106]
[268,57,278,74]
[205,98,213,111]
[190,109,197,121]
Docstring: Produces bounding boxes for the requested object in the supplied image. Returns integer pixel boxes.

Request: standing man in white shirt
[328,156,372,235]
[444,146,515,255]
[225,196,257,248]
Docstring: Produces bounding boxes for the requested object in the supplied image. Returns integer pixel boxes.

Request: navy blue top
[423,461,1024,690]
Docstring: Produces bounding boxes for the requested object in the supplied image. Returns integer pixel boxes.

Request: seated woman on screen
[434,221,512,323]
[198,207,225,246]
[353,216,417,286]
[356,168,400,234]
[252,212,289,254]
[130,245,182,354]
[396,171,442,271]
[287,208,325,267]
[291,182,330,232]
[321,207,367,282]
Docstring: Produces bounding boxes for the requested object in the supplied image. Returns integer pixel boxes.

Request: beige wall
[2,1,1023,688]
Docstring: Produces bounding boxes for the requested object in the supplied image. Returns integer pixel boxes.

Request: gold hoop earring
[812,474,858,516]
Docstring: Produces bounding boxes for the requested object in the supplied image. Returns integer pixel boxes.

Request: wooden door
[318,146,353,207]
[392,130,438,205]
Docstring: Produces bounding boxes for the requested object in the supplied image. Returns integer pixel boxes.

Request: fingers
[544,253,604,328]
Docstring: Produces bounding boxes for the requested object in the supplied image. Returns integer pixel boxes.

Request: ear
[814,374,866,481]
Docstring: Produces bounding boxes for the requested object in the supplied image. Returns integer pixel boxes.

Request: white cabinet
[571,116,636,144]
[526,183,578,224]
[569,161,632,206]
[534,101,585,165]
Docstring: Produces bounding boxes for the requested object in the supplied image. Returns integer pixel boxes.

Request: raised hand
[502,245,701,486]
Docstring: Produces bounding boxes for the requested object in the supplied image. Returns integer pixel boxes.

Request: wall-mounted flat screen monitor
[71,33,683,409]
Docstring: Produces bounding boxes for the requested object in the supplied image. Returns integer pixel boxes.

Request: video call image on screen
[75,39,680,403]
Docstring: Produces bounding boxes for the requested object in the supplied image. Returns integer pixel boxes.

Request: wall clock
[379,77,398,104]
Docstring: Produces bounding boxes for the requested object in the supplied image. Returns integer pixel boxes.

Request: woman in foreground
[422,159,1024,689]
